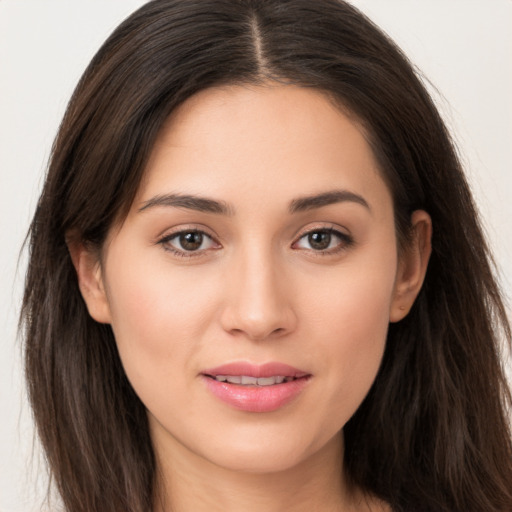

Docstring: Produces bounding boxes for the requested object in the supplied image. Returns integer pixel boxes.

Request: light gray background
[1,1,511,511]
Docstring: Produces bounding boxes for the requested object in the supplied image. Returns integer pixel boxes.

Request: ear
[389,210,432,323]
[67,238,112,324]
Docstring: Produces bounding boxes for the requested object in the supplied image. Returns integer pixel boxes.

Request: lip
[201,362,311,413]
[202,361,309,379]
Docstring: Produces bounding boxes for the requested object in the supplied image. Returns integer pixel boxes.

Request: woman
[21,0,512,511]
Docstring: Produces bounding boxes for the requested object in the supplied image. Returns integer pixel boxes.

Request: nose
[219,248,297,341]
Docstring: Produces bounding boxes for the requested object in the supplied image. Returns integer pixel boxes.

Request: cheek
[102,249,220,394]
[302,249,396,425]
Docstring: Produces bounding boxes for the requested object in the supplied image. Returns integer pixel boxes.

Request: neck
[152,430,382,512]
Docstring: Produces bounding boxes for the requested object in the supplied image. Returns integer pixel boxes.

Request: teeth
[213,375,290,386]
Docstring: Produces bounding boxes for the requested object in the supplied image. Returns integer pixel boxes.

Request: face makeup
[86,83,406,476]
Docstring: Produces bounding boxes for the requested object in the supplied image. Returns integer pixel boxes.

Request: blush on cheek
[308,269,392,422]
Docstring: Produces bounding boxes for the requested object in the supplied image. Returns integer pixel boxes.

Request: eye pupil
[308,231,331,250]
[180,232,203,251]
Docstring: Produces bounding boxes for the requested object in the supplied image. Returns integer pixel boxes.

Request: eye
[158,229,219,256]
[293,228,353,254]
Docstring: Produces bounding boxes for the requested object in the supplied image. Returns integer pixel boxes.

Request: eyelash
[157,229,219,259]
[292,227,354,256]
[157,227,354,258]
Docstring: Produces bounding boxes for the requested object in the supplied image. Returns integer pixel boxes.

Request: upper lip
[201,362,310,379]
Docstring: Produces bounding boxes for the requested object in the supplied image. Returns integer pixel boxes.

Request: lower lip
[202,376,311,413]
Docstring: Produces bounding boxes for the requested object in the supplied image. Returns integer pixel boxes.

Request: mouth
[206,375,300,386]
[200,362,311,412]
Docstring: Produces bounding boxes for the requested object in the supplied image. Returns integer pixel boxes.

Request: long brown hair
[21,1,512,511]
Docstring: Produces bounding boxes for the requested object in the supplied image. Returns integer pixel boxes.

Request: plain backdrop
[1,1,511,511]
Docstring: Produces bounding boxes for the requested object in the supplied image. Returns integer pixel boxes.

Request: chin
[207,447,310,474]
[195,426,341,475]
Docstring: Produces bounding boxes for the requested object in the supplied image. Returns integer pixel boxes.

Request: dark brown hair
[21,1,512,511]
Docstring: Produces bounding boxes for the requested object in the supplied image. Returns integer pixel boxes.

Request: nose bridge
[221,241,296,340]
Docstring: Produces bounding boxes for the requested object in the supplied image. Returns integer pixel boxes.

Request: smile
[210,375,295,385]
[201,362,311,412]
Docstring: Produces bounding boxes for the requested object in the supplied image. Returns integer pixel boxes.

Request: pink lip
[201,362,311,413]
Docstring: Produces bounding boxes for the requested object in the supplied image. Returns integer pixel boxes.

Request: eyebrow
[138,194,233,215]
[288,190,371,213]
[138,189,370,216]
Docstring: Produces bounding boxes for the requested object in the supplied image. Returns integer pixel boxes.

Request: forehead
[134,83,390,213]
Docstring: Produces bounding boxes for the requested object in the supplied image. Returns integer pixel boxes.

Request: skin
[72,84,431,512]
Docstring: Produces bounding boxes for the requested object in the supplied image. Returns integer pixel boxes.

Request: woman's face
[78,84,428,474]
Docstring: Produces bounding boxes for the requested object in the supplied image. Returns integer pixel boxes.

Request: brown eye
[307,231,332,250]
[293,228,353,254]
[179,231,204,251]
[159,229,219,255]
